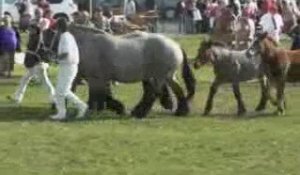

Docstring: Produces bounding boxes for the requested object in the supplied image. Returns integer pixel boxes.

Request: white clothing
[52,32,86,119]
[57,32,80,65]
[31,18,50,31]
[38,18,50,31]
[53,64,86,119]
[23,0,34,16]
[14,63,55,104]
[287,0,300,16]
[259,13,284,42]
[193,8,202,21]
[124,0,136,17]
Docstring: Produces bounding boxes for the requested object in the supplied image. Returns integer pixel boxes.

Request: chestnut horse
[250,32,300,115]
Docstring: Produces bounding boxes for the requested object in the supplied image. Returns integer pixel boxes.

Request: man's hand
[56,53,68,60]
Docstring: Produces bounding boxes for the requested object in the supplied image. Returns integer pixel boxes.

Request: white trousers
[209,17,215,30]
[14,63,55,103]
[54,64,85,117]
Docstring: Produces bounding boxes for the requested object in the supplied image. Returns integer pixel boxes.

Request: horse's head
[39,28,60,61]
[249,32,277,57]
[26,25,60,62]
[194,38,226,69]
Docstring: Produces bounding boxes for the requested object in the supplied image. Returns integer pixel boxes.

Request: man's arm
[56,52,68,60]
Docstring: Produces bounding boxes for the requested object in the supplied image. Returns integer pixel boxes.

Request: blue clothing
[0,27,18,52]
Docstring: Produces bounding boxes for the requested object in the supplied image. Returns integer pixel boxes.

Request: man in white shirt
[259,10,284,43]
[50,18,87,120]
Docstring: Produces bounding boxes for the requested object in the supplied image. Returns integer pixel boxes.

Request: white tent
[0,0,3,18]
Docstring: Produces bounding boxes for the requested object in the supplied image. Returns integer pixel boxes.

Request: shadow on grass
[0,106,52,122]
[203,111,280,120]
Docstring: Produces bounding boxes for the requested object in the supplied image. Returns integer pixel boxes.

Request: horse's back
[112,33,183,81]
[213,48,262,81]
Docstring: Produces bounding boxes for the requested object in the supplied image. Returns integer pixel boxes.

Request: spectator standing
[32,8,50,31]
[124,0,137,21]
[259,6,284,43]
[176,0,187,33]
[196,0,207,33]
[92,8,113,33]
[228,0,242,17]
[37,0,50,13]
[288,18,300,50]
[242,0,258,20]
[18,0,34,31]
[0,14,20,77]
[261,0,277,14]
[44,10,56,30]
[205,0,218,32]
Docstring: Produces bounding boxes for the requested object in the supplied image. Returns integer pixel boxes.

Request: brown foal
[252,33,300,115]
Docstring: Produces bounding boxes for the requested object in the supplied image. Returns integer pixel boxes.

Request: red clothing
[262,0,277,14]
[47,18,57,30]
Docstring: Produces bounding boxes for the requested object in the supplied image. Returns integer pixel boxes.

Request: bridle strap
[26,50,42,61]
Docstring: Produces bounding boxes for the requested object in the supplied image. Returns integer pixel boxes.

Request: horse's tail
[181,48,196,101]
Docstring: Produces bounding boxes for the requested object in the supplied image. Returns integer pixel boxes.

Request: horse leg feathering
[131,81,157,118]
[181,48,196,102]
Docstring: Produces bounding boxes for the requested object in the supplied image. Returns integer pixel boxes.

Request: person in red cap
[261,0,278,14]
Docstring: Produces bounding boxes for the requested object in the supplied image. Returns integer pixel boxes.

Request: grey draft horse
[193,39,275,115]
[40,24,196,118]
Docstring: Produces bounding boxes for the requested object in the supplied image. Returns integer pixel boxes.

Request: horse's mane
[69,24,107,35]
[265,36,278,47]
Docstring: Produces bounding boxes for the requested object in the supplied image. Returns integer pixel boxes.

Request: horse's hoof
[255,105,266,112]
[131,109,147,119]
[274,110,285,116]
[161,100,174,111]
[175,110,188,116]
[116,108,126,115]
[175,101,189,116]
[237,109,247,116]
[51,103,56,111]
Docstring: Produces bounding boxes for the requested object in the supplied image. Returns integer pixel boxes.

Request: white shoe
[76,104,88,119]
[7,95,22,105]
[50,113,66,121]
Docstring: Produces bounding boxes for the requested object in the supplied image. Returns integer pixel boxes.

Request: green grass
[0,35,300,175]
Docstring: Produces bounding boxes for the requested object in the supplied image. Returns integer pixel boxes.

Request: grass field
[0,35,300,175]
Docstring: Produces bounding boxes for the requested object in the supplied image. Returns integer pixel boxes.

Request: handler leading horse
[40,24,196,118]
[8,24,55,105]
